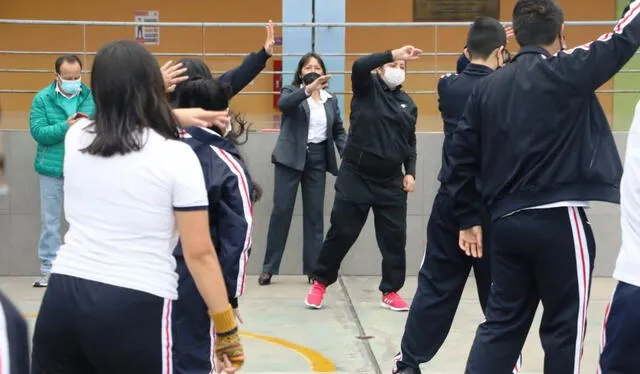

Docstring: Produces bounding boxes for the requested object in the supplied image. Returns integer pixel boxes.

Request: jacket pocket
[40,146,48,164]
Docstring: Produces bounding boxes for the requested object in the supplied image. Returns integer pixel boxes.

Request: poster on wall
[135,10,160,45]
[413,0,499,21]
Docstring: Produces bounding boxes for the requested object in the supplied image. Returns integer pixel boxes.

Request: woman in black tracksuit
[304,46,421,310]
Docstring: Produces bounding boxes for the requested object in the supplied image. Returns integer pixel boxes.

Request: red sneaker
[381,292,409,311]
[305,281,326,309]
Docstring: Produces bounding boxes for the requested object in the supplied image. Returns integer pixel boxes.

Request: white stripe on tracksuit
[161,299,174,374]
[596,288,616,374]
[567,207,591,374]
[558,0,640,56]
[0,302,10,374]
[210,146,253,298]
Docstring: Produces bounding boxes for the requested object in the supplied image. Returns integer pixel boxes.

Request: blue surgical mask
[59,77,81,94]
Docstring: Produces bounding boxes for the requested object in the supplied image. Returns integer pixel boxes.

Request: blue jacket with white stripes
[445,2,640,228]
[174,126,255,308]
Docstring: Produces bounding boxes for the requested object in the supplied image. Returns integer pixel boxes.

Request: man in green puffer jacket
[29,54,95,287]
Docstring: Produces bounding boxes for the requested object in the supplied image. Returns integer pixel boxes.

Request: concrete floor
[0,275,616,374]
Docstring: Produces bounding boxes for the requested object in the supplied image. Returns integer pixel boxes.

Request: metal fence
[0,19,637,95]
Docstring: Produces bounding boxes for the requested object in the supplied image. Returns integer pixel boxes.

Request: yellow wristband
[209,306,237,334]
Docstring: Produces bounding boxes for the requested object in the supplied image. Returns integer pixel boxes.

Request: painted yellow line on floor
[22,314,336,372]
[240,331,336,372]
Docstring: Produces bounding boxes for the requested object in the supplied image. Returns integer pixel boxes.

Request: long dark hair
[173,78,250,145]
[168,58,213,105]
[291,52,327,86]
[171,76,263,203]
[82,40,180,157]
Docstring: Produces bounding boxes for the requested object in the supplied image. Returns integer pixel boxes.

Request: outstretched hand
[264,20,276,56]
[392,45,423,61]
[161,60,188,93]
[173,108,231,131]
[305,75,331,93]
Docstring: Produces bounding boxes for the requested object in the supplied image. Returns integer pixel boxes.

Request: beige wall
[345,0,616,130]
[0,0,282,129]
[0,0,617,131]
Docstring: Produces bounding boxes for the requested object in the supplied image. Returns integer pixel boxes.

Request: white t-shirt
[613,99,640,288]
[51,119,208,299]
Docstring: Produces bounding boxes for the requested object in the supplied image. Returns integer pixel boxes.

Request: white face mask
[382,67,405,89]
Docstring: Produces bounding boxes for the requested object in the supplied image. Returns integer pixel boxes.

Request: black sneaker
[258,272,272,286]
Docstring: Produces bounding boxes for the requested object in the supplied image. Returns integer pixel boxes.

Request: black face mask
[302,72,321,86]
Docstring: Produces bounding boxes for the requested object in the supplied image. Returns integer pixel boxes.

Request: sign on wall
[413,0,500,21]
[135,10,160,45]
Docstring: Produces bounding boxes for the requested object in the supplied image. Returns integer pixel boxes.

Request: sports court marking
[22,314,337,372]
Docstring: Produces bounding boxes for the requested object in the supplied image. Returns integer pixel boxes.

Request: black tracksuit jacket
[445,3,640,228]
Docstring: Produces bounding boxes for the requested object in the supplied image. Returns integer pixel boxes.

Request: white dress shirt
[304,88,331,144]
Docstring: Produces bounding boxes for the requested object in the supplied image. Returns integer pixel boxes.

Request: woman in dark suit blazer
[259,53,347,285]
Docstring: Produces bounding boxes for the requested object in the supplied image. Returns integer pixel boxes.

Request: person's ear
[463,47,470,60]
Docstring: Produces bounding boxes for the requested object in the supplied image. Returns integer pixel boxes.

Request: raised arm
[351,51,394,93]
[217,20,275,97]
[553,1,640,92]
[351,45,423,93]
[278,75,330,113]
[277,85,309,112]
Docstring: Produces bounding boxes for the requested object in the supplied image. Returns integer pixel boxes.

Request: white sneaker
[33,273,50,288]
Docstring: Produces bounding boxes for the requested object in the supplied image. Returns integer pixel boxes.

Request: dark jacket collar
[461,63,494,76]
[513,45,554,61]
[185,126,241,158]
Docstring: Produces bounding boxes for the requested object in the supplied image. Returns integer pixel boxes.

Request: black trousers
[465,206,595,374]
[395,191,492,371]
[32,274,173,374]
[0,290,29,374]
[263,142,327,275]
[598,281,640,374]
[311,160,408,293]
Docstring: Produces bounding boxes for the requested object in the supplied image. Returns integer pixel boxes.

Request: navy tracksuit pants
[394,191,494,372]
[598,281,640,374]
[31,274,174,374]
[0,290,29,374]
[465,206,595,374]
[172,256,216,374]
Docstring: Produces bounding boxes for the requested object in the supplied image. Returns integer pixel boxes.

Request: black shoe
[395,368,420,374]
[258,272,272,286]
[306,275,312,284]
